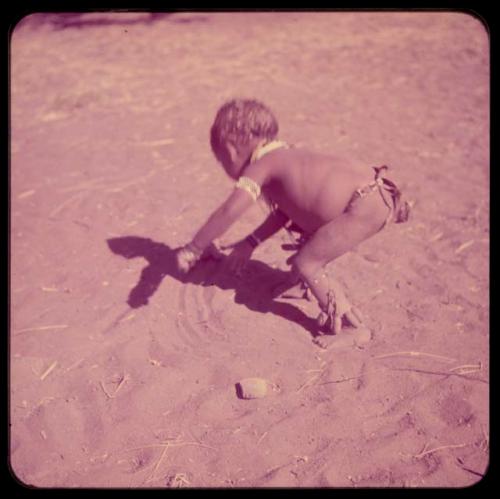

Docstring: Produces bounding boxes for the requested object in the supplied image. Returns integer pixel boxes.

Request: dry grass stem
[49,192,85,217]
[137,138,175,147]
[257,431,268,445]
[374,351,456,363]
[65,358,84,372]
[40,360,57,381]
[386,366,488,383]
[455,240,475,254]
[318,374,364,385]
[429,232,443,242]
[449,362,482,374]
[146,442,171,483]
[40,361,58,381]
[18,189,36,199]
[100,374,130,399]
[15,325,69,335]
[455,458,484,478]
[414,443,468,459]
[99,381,115,399]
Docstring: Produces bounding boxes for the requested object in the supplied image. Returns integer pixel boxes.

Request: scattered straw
[122,436,217,484]
[167,473,190,488]
[296,361,328,392]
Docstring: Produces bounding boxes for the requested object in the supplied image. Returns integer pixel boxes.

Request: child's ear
[225,141,239,162]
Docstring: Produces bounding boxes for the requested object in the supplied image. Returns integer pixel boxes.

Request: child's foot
[317,285,363,335]
[313,326,372,350]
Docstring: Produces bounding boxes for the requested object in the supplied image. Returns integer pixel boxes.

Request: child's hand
[220,239,254,276]
[317,282,363,334]
[176,244,202,273]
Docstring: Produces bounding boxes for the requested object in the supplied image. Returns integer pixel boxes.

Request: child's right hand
[176,246,199,273]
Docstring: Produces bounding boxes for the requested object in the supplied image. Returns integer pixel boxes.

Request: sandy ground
[9,11,489,488]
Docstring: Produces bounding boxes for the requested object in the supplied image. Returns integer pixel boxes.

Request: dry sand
[10,11,489,488]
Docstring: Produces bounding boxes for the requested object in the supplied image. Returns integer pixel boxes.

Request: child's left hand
[220,239,254,276]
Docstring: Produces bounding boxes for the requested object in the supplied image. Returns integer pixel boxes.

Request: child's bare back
[247,147,375,235]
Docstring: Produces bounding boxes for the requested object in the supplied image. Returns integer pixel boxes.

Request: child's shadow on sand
[107,236,318,337]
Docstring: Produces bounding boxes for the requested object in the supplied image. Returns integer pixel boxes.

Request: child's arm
[177,159,273,273]
[176,188,256,273]
[222,209,289,274]
[190,187,255,252]
[250,208,289,246]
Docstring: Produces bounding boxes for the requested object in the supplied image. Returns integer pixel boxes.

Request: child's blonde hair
[210,99,279,157]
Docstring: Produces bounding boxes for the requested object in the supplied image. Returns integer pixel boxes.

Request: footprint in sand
[313,326,372,350]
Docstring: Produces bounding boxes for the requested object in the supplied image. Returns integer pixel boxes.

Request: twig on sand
[49,192,85,218]
[386,366,488,384]
[373,351,456,363]
[99,374,130,399]
[14,325,69,335]
[40,361,58,381]
[414,443,468,459]
[257,431,268,445]
[296,361,327,392]
[449,362,482,375]
[455,458,484,478]
[318,374,365,385]
[146,442,171,483]
[455,240,475,255]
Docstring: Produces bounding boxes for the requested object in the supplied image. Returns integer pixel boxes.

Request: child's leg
[292,191,389,334]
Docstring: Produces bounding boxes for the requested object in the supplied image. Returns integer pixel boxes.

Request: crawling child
[176,99,410,345]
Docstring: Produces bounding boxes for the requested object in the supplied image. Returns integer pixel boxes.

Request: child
[176,99,410,343]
